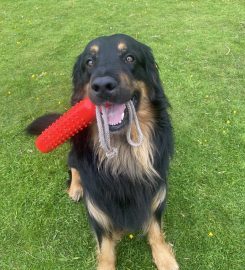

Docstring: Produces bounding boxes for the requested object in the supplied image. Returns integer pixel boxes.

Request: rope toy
[95,100,143,158]
[35,98,143,155]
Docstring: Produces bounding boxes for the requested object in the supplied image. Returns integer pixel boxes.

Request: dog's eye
[125,55,135,63]
[86,59,94,67]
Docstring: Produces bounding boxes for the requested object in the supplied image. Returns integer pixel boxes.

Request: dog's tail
[26,113,61,135]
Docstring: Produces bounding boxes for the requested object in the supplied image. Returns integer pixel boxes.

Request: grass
[0,0,244,269]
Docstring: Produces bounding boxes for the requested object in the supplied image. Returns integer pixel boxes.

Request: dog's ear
[71,52,86,105]
[141,45,165,103]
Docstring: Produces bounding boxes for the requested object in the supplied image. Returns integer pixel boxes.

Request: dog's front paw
[155,257,179,270]
[97,263,115,270]
[153,244,179,270]
[67,185,83,202]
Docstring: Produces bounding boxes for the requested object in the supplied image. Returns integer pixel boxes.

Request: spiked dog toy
[35,97,96,153]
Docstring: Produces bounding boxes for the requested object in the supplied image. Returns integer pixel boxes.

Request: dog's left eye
[125,55,135,63]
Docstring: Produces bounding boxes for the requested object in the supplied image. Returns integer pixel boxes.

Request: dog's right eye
[125,55,135,63]
[86,59,94,67]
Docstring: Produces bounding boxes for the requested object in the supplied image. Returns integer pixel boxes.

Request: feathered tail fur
[26,113,61,135]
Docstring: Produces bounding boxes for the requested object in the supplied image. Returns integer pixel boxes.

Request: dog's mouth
[101,93,139,132]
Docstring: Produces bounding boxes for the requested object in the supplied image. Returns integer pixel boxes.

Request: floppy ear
[71,52,86,105]
[141,44,166,103]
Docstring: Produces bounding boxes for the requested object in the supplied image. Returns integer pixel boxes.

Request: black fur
[26,113,61,135]
[69,34,173,237]
[27,34,174,244]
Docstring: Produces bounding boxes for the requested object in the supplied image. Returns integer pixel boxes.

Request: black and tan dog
[27,34,179,270]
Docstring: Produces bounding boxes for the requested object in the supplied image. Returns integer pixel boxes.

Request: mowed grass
[0,0,244,269]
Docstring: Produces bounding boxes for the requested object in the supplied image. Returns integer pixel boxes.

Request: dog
[27,34,179,270]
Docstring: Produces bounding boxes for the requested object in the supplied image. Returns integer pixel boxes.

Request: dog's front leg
[147,219,179,270]
[97,236,116,270]
[67,168,83,202]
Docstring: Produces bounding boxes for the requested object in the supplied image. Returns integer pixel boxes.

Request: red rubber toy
[35,97,96,153]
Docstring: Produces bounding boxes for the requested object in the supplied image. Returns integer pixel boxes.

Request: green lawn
[0,0,244,269]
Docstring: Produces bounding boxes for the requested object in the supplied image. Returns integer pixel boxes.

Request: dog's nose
[91,76,118,95]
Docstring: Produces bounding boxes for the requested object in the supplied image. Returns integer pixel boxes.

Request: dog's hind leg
[67,168,83,202]
[147,219,179,270]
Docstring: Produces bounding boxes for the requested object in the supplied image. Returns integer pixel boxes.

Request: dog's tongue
[106,103,126,125]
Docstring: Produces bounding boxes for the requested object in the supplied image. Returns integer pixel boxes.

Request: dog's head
[72,34,164,132]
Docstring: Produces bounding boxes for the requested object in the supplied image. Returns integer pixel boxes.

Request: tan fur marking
[152,187,166,212]
[90,44,99,53]
[67,168,83,202]
[118,42,127,51]
[119,73,131,88]
[131,90,159,179]
[147,220,179,270]
[112,231,124,242]
[86,196,111,231]
[97,237,116,270]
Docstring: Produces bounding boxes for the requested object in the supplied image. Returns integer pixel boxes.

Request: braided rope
[126,100,144,147]
[95,106,118,158]
[95,101,144,158]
